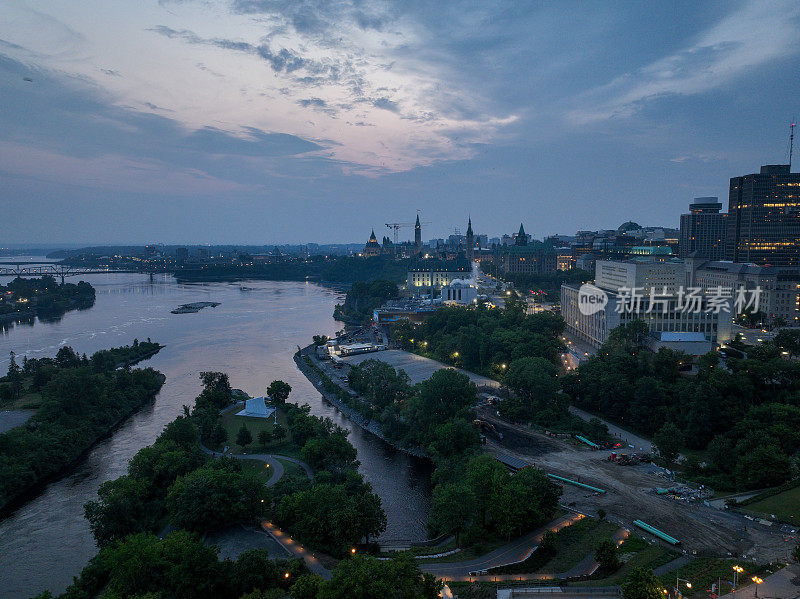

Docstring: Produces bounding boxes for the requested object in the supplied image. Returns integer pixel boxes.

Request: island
[0,275,95,324]
[0,341,165,514]
[171,301,220,314]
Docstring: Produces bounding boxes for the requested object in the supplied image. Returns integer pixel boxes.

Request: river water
[0,268,431,598]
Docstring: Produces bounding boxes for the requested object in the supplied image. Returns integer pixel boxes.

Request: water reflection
[0,271,430,598]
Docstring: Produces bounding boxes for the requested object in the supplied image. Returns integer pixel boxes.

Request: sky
[1,0,798,245]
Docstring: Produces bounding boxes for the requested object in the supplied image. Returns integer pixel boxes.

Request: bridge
[0,262,172,283]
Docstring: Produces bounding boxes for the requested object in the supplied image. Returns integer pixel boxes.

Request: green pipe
[574,434,600,449]
[546,473,606,494]
[633,519,680,545]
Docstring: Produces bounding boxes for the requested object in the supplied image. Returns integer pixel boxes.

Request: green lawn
[215,404,301,458]
[542,518,620,574]
[741,485,800,525]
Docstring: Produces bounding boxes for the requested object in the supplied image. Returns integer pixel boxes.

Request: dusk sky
[1,0,798,245]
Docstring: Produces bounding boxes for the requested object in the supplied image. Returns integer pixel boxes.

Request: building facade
[678,198,727,260]
[363,229,382,257]
[561,259,733,351]
[726,165,800,267]
[685,258,800,325]
[407,259,471,293]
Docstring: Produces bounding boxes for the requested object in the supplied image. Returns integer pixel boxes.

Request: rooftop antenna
[790,120,796,170]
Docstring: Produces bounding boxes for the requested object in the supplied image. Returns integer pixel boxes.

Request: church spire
[515,223,527,246]
[414,213,422,253]
[369,229,377,242]
[466,216,473,236]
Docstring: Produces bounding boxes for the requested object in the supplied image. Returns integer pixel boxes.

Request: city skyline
[1,1,799,244]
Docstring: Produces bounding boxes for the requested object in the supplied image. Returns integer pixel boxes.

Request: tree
[653,422,682,469]
[290,573,324,599]
[622,567,664,599]
[99,531,222,599]
[597,508,606,521]
[430,483,475,546]
[272,423,287,442]
[792,543,800,563]
[312,335,329,346]
[267,380,292,405]
[775,329,800,358]
[735,443,791,489]
[502,357,559,421]
[166,465,265,532]
[595,539,620,571]
[301,433,357,474]
[258,429,271,447]
[198,372,233,409]
[85,475,156,547]
[316,554,440,599]
[237,425,253,448]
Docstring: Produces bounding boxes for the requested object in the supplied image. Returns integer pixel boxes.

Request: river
[0,267,431,598]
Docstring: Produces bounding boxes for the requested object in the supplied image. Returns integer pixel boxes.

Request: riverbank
[0,370,166,518]
[294,345,428,459]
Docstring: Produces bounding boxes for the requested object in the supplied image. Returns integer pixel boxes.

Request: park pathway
[419,514,628,582]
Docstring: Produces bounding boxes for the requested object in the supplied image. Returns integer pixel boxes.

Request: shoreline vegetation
[294,346,428,459]
[0,340,165,515]
[44,372,440,599]
[0,276,95,325]
[172,255,409,284]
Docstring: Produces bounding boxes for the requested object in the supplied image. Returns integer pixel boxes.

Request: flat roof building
[726,165,800,267]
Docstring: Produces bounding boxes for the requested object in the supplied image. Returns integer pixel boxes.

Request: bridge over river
[0,262,171,283]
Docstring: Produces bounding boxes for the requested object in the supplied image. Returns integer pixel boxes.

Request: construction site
[475,406,797,563]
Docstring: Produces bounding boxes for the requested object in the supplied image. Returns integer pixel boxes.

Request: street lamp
[675,577,692,598]
[351,547,357,555]
[751,576,762,597]
[733,565,743,592]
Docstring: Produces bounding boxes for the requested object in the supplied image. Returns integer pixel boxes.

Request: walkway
[568,406,653,453]
[200,445,314,486]
[421,519,628,583]
[420,513,583,581]
[717,563,800,599]
[261,521,332,580]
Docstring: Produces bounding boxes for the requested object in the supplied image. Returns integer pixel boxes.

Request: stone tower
[466,217,474,262]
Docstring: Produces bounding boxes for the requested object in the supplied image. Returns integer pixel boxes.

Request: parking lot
[339,349,500,387]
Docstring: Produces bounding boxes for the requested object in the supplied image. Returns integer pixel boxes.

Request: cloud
[568,0,800,124]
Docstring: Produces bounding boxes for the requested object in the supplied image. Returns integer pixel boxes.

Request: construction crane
[385,220,431,245]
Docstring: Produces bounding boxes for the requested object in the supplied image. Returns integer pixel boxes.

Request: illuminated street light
[675,577,692,598]
[284,572,290,579]
[351,547,357,554]
[732,565,743,592]
[751,576,763,597]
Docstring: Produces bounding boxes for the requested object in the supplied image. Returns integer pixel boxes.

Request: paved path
[200,445,314,486]
[261,521,332,580]
[568,406,653,453]
[717,563,800,599]
[420,513,581,581]
[653,555,694,576]
[420,517,628,583]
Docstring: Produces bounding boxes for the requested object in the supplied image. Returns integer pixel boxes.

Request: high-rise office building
[678,198,727,260]
[726,165,800,267]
